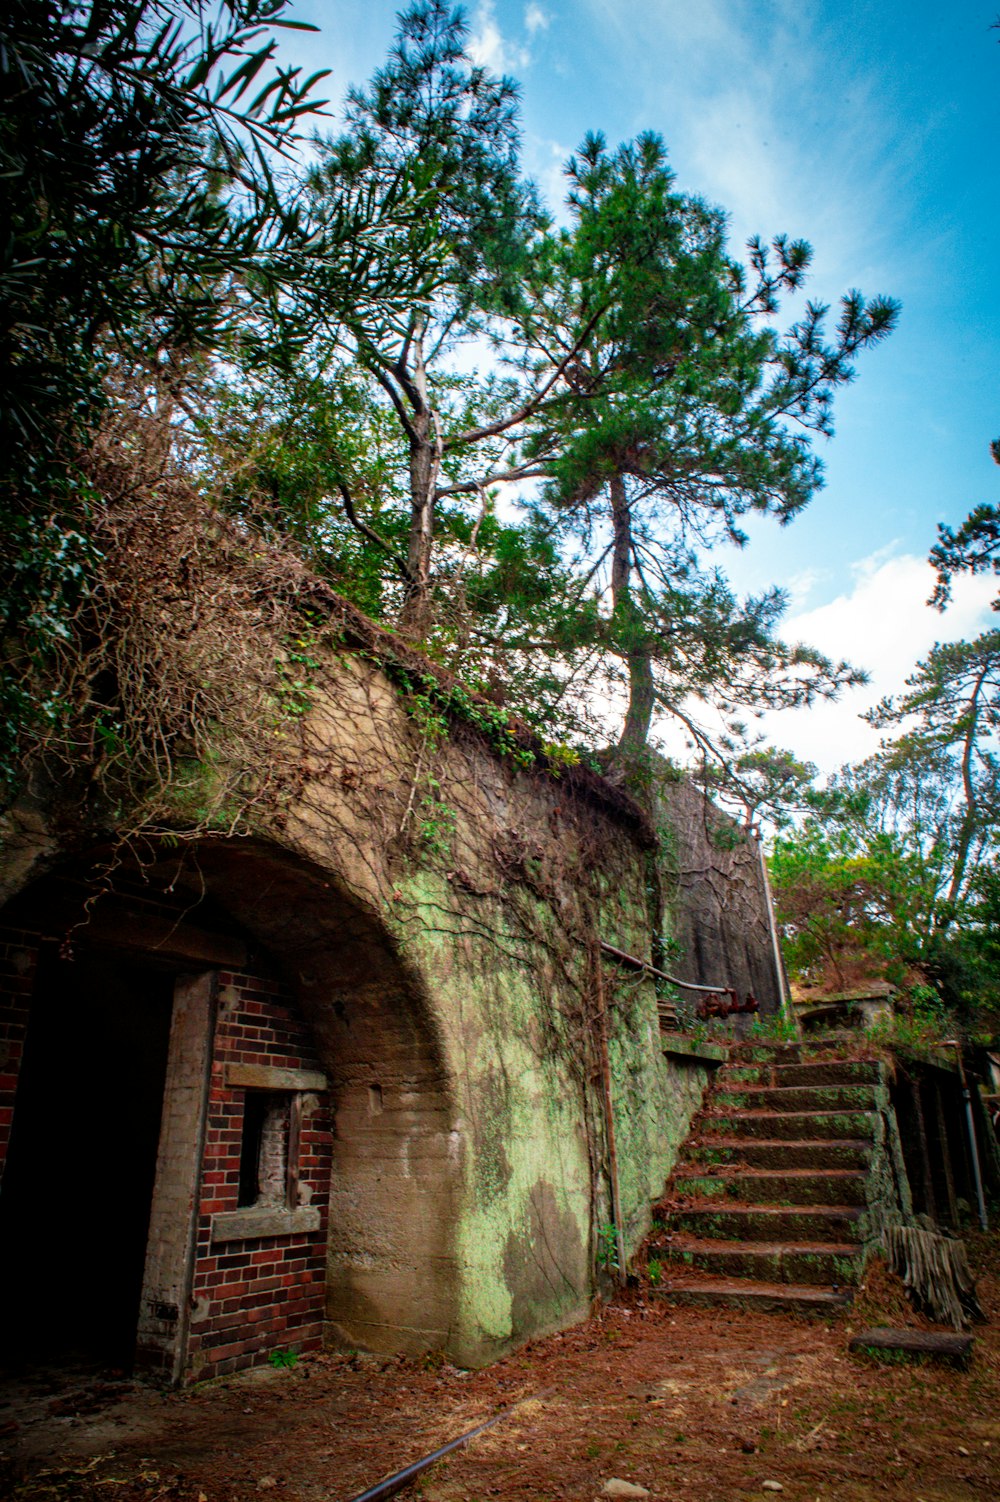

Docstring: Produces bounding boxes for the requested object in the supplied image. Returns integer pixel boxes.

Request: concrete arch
[0,836,461,1379]
[185,837,461,1355]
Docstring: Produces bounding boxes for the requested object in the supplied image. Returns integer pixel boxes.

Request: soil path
[2,1240,998,1502]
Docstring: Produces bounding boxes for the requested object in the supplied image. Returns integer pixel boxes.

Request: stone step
[714,1083,879,1113]
[688,1138,873,1171]
[728,1042,804,1065]
[673,1166,868,1207]
[652,1275,852,1317]
[701,1109,877,1141]
[671,1204,864,1243]
[719,1059,882,1089]
[656,1234,862,1286]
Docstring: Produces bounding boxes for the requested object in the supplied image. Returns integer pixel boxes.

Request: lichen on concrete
[3,620,731,1371]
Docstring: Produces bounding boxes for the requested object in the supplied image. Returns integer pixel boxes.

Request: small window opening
[238,1091,290,1208]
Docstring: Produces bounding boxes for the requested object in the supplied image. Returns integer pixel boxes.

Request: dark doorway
[0,946,174,1370]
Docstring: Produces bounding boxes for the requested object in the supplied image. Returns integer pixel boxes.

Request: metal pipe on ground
[343,1392,550,1502]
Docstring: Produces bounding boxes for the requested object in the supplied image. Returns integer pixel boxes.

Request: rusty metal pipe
[755,831,797,1033]
[343,1393,547,1502]
[943,1041,989,1232]
[592,944,627,1283]
[598,939,729,995]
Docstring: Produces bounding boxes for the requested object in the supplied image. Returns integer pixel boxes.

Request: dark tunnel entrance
[0,946,174,1370]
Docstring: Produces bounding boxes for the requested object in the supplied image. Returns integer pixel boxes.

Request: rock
[601,1481,650,1498]
[762,1485,784,1493]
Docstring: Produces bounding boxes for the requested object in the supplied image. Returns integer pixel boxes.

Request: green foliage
[261,25,895,761]
[394,669,538,770]
[771,635,1000,1019]
[865,631,1000,921]
[0,0,440,798]
[748,1013,800,1045]
[267,1347,298,1369]
[596,1222,620,1271]
[275,637,321,720]
[770,819,936,991]
[0,1,900,854]
[302,0,540,635]
[930,434,1000,611]
[508,129,894,755]
[695,745,820,829]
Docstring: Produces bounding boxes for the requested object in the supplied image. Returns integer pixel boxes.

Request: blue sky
[282,0,999,770]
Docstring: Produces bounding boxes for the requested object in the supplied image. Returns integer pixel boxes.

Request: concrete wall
[655,776,782,1018]
[0,634,725,1374]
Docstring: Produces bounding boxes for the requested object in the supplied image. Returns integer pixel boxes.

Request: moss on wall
[3,625,719,1367]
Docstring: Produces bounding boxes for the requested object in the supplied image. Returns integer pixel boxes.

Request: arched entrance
[0,840,459,1382]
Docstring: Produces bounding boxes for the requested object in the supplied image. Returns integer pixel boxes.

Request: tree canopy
[930,437,1000,611]
[0,0,440,786]
[199,12,896,775]
[2,0,899,824]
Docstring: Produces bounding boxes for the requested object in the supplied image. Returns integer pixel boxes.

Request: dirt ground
[2,1236,999,1502]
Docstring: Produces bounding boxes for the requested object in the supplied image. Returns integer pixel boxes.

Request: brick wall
[0,926,40,1184]
[186,963,333,1380]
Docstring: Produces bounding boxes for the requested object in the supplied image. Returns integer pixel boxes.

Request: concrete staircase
[645,1044,889,1316]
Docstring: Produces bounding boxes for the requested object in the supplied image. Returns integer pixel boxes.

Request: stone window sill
[210,1206,321,1244]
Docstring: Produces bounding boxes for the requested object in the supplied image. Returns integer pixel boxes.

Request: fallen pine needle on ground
[2,1231,998,1502]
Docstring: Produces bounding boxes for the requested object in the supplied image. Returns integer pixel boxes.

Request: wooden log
[849,1326,973,1366]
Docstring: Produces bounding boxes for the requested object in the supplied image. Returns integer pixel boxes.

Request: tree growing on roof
[514,130,896,759]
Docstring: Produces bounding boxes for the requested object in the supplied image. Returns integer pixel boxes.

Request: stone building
[0,597,782,1383]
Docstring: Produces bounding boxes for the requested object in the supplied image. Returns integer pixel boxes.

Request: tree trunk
[942,663,989,920]
[398,332,439,639]
[610,474,654,752]
[399,412,436,637]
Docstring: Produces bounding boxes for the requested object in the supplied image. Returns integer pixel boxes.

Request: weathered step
[702,1109,876,1141]
[848,1326,974,1368]
[673,1167,868,1207]
[688,1138,872,1171]
[719,1059,882,1089]
[670,1204,864,1243]
[728,1043,803,1064]
[715,1083,879,1114]
[658,1235,861,1286]
[653,1275,852,1317]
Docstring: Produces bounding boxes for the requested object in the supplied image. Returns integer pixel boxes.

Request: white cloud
[759,550,997,773]
[525,3,549,36]
[468,1,531,73]
[577,0,928,303]
[524,134,572,220]
[783,567,822,613]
